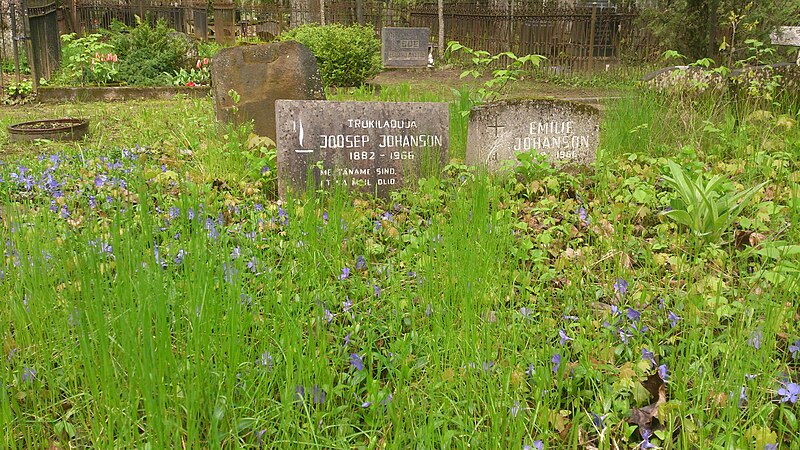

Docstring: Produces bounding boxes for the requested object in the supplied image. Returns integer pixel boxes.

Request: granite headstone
[276,100,449,198]
[382,27,430,68]
[466,99,600,170]
[211,41,325,141]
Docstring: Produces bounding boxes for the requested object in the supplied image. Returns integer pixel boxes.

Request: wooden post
[588,5,596,73]
[9,2,21,83]
[20,0,38,92]
[356,0,363,25]
[437,0,444,59]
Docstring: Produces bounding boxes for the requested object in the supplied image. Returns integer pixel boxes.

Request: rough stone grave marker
[465,99,600,171]
[211,41,324,141]
[382,27,430,68]
[276,100,449,198]
[770,26,800,65]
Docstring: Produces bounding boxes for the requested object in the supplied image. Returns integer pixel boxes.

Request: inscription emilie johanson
[312,117,443,188]
[512,120,590,160]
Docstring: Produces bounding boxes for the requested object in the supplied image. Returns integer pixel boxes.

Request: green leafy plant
[59,33,119,85]
[445,41,544,100]
[278,24,381,87]
[659,159,766,244]
[165,58,211,86]
[109,17,192,86]
[3,80,34,105]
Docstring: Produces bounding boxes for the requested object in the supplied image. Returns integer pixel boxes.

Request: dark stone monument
[276,100,449,198]
[211,41,325,141]
[466,99,600,171]
[381,27,430,68]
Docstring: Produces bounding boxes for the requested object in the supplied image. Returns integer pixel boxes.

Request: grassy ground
[1,82,799,449]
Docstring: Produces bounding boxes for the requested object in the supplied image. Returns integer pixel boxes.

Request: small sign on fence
[381,27,430,68]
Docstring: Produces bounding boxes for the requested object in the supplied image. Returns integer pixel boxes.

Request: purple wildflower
[350,353,364,371]
[627,308,641,322]
[578,207,589,225]
[356,255,366,270]
[312,385,326,404]
[591,413,608,430]
[247,257,257,273]
[614,278,629,297]
[295,385,305,401]
[21,367,35,383]
[559,329,573,346]
[778,382,799,404]
[668,311,680,328]
[520,307,535,319]
[738,386,747,407]
[373,284,381,297]
[551,354,561,373]
[642,348,656,368]
[343,332,351,347]
[748,330,763,350]
[339,267,350,280]
[230,247,241,259]
[789,339,799,359]
[765,444,778,450]
[343,297,353,313]
[260,352,273,371]
[658,364,669,381]
[523,440,544,450]
[510,401,521,418]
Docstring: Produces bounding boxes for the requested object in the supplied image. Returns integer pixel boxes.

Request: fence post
[588,5,596,73]
[356,0,363,25]
[9,2,21,83]
[20,0,38,92]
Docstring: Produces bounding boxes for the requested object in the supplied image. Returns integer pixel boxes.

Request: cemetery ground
[0,81,799,449]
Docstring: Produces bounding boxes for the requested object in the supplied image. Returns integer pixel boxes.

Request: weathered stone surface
[466,99,599,171]
[641,66,727,93]
[642,63,800,100]
[771,26,800,46]
[381,27,430,68]
[276,100,449,198]
[211,42,325,141]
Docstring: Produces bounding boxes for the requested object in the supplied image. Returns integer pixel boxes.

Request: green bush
[278,24,381,87]
[108,18,192,86]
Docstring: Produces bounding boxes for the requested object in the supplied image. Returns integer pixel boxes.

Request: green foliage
[278,23,381,87]
[165,58,211,86]
[58,33,119,86]
[445,41,544,101]
[109,18,192,86]
[2,80,34,105]
[660,159,765,244]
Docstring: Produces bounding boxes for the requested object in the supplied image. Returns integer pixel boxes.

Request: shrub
[278,24,381,87]
[108,18,192,86]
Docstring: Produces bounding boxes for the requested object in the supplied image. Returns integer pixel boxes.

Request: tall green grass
[1,86,799,449]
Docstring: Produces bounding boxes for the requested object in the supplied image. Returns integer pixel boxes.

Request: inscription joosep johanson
[315,119,443,187]
[512,120,591,160]
[276,100,449,197]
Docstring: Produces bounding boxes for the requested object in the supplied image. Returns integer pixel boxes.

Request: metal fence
[3,0,661,86]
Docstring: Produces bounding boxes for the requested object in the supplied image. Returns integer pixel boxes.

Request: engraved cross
[487,117,505,137]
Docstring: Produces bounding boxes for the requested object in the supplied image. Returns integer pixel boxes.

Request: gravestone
[466,99,600,171]
[211,41,324,141]
[770,26,800,64]
[276,100,449,198]
[382,27,430,68]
